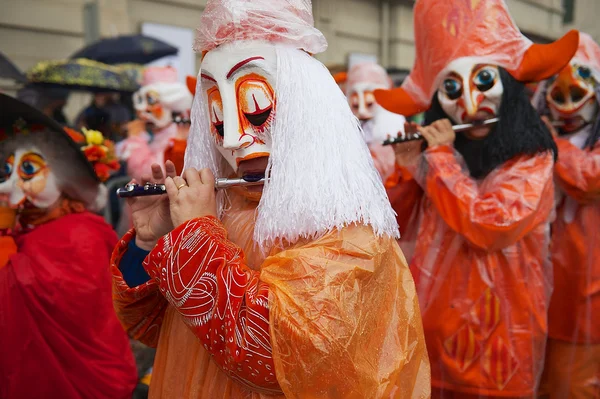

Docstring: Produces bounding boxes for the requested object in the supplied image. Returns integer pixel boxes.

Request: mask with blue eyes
[0,146,61,210]
[546,61,598,134]
[436,58,504,139]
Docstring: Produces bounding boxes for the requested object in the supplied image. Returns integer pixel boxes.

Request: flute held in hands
[116,175,265,198]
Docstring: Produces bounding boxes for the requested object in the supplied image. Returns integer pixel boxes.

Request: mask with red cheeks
[0,146,61,210]
[546,62,598,133]
[348,83,378,121]
[437,58,504,139]
[200,43,275,176]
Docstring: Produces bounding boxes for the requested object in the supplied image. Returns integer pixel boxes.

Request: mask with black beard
[425,68,557,179]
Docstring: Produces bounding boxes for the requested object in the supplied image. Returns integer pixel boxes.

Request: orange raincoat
[112,192,430,398]
[542,138,600,398]
[410,146,555,397]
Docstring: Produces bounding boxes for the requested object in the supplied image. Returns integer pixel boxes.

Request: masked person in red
[0,94,137,398]
[374,0,579,397]
[535,32,600,399]
[110,0,430,397]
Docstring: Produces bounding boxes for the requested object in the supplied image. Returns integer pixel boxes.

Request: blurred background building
[0,0,596,112]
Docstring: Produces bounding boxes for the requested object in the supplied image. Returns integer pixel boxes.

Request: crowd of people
[0,0,598,398]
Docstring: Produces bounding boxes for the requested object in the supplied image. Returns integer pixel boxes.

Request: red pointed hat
[374,0,579,116]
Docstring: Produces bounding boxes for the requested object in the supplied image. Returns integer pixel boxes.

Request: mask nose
[460,85,484,119]
[221,101,253,151]
[550,66,588,108]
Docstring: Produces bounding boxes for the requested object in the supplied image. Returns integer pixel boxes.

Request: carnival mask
[134,87,171,129]
[546,62,598,133]
[437,58,504,139]
[348,83,382,122]
[200,44,275,175]
[0,146,61,209]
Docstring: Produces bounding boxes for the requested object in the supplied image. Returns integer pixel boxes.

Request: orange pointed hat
[374,0,579,116]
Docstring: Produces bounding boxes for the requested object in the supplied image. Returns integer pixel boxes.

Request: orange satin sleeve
[111,230,168,348]
[554,138,600,204]
[260,225,431,399]
[423,146,554,251]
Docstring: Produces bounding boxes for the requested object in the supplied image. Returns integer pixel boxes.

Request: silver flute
[116,177,265,198]
[382,117,500,145]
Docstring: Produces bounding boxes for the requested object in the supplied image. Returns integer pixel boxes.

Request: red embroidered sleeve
[143,216,278,393]
[111,230,168,348]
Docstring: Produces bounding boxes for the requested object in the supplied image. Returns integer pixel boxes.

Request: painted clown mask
[546,62,599,133]
[200,44,274,177]
[0,146,61,210]
[437,58,504,139]
[348,83,382,122]
[134,83,191,130]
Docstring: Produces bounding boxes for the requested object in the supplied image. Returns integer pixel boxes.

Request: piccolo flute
[383,118,500,145]
[116,176,265,198]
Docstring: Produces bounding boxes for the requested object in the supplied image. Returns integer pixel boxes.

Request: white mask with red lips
[0,146,61,209]
[437,57,504,139]
[200,44,275,174]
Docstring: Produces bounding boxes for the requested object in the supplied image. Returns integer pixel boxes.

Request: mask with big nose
[200,43,275,184]
[437,58,504,140]
[546,62,598,133]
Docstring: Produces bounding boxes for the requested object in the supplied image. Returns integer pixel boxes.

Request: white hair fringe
[185,45,399,250]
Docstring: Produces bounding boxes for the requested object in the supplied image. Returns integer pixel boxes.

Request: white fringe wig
[185,44,399,249]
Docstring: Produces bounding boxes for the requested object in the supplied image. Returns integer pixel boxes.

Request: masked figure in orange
[0,94,137,398]
[111,0,430,397]
[374,0,579,397]
[536,32,600,399]
[346,62,406,183]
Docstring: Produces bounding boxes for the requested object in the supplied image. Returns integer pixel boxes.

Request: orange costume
[112,0,430,397]
[113,193,429,398]
[540,33,600,398]
[374,0,579,396]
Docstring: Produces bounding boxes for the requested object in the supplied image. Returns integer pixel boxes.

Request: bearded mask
[133,67,193,130]
[437,58,504,139]
[200,43,275,175]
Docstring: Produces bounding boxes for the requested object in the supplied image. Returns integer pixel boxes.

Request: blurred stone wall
[0,0,590,119]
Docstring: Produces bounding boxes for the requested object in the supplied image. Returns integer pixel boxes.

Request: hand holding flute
[126,161,219,250]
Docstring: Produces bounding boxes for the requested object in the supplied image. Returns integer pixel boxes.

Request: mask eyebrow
[201,73,216,83]
[226,56,265,79]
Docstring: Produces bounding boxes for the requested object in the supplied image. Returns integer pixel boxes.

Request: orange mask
[546,62,598,133]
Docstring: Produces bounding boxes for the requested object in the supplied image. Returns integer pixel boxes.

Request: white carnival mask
[546,61,598,133]
[437,57,504,139]
[200,43,275,173]
[0,146,61,209]
[348,82,383,121]
[133,83,192,130]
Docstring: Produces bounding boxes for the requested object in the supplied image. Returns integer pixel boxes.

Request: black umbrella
[0,51,26,83]
[70,34,178,65]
